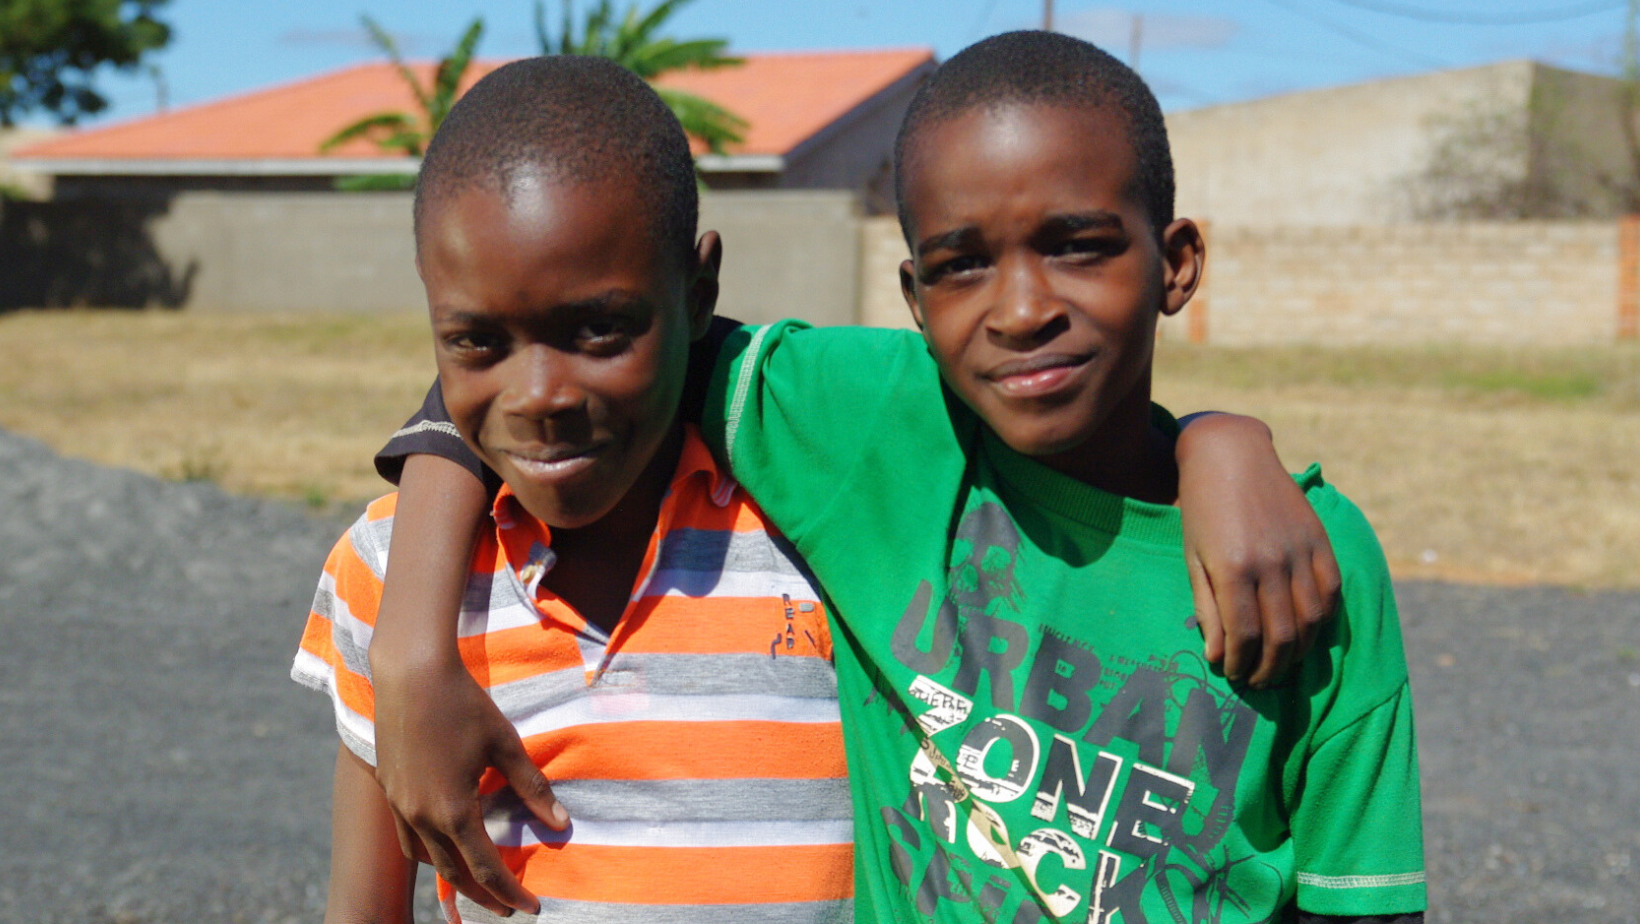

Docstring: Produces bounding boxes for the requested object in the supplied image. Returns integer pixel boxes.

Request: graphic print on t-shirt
[878,502,1269,924]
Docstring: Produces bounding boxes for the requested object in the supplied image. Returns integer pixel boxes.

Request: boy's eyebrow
[1043,211,1125,233]
[915,211,1126,257]
[432,291,651,325]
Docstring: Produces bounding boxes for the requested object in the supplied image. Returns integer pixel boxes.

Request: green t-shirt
[704,321,1426,923]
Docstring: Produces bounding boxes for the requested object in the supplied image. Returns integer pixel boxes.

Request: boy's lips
[498,444,604,480]
[983,352,1093,399]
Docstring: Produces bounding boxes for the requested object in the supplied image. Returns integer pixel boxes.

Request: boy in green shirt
[366,31,1420,923]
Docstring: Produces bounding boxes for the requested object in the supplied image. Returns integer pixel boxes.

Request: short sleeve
[1287,481,1427,916]
[701,321,968,551]
[291,496,397,766]
[374,378,488,487]
[1290,683,1425,914]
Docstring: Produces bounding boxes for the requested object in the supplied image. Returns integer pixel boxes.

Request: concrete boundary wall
[1176,220,1627,346]
[0,189,864,322]
[3,192,1635,344]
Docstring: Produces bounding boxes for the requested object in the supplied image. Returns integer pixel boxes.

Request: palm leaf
[656,86,746,153]
[429,17,484,129]
[334,173,418,192]
[360,14,431,116]
[628,0,693,47]
[319,111,418,153]
[629,38,740,78]
[578,0,616,56]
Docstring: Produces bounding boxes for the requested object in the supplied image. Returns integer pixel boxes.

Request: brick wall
[854,217,1633,345]
[1176,221,1625,346]
[857,216,915,329]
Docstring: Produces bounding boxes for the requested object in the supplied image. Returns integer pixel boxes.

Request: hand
[1176,413,1342,687]
[370,649,568,916]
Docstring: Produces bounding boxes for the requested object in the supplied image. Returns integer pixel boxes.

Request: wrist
[1175,412,1274,464]
[368,626,464,685]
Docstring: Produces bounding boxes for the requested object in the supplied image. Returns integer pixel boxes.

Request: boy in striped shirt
[292,57,852,923]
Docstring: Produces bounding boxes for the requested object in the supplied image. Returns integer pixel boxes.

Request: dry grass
[0,310,434,509]
[1153,341,1640,589]
[1,309,1635,588]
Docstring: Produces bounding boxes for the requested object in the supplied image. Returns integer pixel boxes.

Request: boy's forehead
[902,103,1140,226]
[419,174,665,264]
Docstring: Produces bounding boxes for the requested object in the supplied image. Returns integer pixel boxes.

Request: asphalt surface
[1,428,1635,923]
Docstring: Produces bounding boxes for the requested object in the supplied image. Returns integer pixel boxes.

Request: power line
[1259,0,1448,70]
[1321,0,1625,25]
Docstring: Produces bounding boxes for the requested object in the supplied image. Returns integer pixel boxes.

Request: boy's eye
[1049,236,1124,261]
[924,254,988,284]
[575,316,635,353]
[444,330,504,358]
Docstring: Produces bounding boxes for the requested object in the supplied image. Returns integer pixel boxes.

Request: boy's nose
[986,258,1067,346]
[502,344,585,419]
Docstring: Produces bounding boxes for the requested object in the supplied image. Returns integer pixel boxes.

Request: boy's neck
[1029,385,1179,506]
[536,421,686,635]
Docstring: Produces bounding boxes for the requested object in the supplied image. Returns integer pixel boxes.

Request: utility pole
[1626,0,1638,86]
[1043,0,1054,32]
[1129,12,1144,72]
[1623,0,1639,178]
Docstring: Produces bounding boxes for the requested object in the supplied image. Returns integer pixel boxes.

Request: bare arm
[326,745,417,924]
[1174,412,1342,688]
[370,452,566,917]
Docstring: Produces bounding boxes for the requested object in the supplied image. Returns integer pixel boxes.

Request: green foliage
[535,0,747,154]
[0,0,171,126]
[333,172,416,192]
[320,14,482,189]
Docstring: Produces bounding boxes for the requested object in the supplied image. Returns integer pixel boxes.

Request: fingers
[390,807,432,865]
[495,735,570,832]
[415,811,540,917]
[1218,576,1262,686]
[1188,552,1225,667]
[1247,568,1298,689]
[1288,555,1329,661]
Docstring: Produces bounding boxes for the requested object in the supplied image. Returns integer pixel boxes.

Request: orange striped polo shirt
[292,427,852,923]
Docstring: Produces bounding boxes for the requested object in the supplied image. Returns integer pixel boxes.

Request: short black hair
[893,30,1174,242]
[414,55,697,261]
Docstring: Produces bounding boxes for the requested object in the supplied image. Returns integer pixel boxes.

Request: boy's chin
[987,420,1096,460]
[510,490,623,531]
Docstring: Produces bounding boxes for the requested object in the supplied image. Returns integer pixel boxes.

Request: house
[12,48,934,211]
[1166,60,1639,226]
[0,127,58,199]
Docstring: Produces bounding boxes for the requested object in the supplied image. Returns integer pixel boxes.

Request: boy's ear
[688,230,723,341]
[899,259,926,330]
[1160,218,1204,318]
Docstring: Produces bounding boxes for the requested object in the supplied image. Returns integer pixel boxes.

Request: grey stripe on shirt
[456,895,852,924]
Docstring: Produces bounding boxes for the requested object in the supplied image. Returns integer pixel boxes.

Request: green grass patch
[1158,342,1639,407]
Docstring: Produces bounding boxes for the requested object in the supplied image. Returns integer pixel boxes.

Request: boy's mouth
[983,352,1094,399]
[498,444,604,480]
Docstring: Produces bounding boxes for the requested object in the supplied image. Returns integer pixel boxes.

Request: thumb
[493,734,569,831]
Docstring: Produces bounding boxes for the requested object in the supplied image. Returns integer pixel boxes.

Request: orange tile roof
[16,48,933,165]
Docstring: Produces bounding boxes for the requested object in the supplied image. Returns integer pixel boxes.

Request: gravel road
[1,428,1635,923]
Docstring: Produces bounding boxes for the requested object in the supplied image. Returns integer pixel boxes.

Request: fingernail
[552,804,569,826]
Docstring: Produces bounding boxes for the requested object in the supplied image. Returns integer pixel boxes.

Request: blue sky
[63,0,1639,126]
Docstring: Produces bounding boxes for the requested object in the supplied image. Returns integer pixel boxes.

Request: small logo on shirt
[770,593,820,657]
